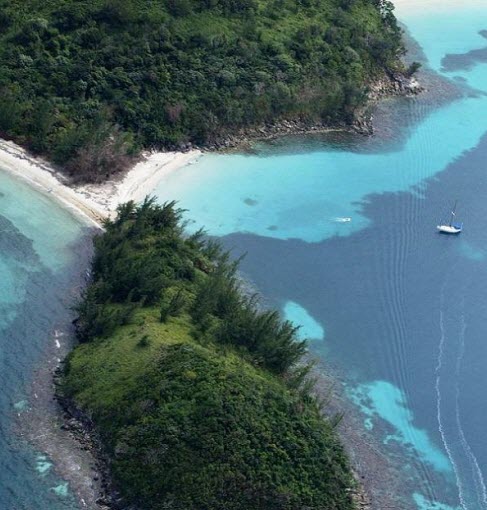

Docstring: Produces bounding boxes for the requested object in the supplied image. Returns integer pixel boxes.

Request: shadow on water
[218,133,487,509]
[441,30,487,72]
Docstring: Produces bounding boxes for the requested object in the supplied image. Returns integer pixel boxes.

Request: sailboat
[437,201,463,234]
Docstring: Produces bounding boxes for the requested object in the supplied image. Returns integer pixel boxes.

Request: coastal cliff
[0,0,406,181]
[59,199,357,509]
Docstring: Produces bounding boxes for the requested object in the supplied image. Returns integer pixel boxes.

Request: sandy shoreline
[0,138,201,229]
[0,139,200,504]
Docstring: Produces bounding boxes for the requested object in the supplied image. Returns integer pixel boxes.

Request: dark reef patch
[243,197,258,206]
[441,31,487,71]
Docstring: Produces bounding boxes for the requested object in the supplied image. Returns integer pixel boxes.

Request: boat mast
[449,200,458,227]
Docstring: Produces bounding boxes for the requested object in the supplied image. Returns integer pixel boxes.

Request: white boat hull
[437,225,462,234]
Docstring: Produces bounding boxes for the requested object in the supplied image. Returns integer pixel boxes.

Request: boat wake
[436,294,467,510]
[455,303,487,509]
[436,281,487,509]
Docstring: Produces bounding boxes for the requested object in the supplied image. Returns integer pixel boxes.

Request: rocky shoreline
[176,71,423,153]
[53,366,129,510]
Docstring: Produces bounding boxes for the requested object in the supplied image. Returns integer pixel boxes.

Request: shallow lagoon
[0,172,88,509]
[155,3,487,508]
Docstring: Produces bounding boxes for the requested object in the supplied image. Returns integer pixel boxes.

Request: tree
[407,61,422,77]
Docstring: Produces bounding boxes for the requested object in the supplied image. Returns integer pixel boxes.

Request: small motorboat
[437,201,463,234]
[334,217,352,223]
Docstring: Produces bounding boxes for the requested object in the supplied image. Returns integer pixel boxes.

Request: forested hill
[61,199,356,509]
[0,0,403,180]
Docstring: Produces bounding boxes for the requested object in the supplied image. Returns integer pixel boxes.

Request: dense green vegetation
[62,199,356,509]
[0,0,403,180]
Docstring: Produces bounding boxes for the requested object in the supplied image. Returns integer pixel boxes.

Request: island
[0,0,406,182]
[60,199,356,509]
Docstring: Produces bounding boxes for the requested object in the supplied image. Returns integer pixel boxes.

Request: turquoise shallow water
[155,3,487,509]
[0,171,89,509]
[159,92,487,243]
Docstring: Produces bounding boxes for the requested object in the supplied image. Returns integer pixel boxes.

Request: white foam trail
[455,303,487,508]
[436,287,468,510]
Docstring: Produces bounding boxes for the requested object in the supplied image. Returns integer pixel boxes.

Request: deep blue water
[0,172,89,509]
[215,135,487,508]
[1,2,486,509]
[154,3,487,509]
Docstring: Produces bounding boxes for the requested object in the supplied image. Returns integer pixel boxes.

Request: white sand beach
[0,138,201,228]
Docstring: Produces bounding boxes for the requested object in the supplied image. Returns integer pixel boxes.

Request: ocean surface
[154,2,487,509]
[0,172,89,509]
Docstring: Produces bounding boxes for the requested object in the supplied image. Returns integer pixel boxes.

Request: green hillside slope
[61,199,356,509]
[0,0,402,180]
